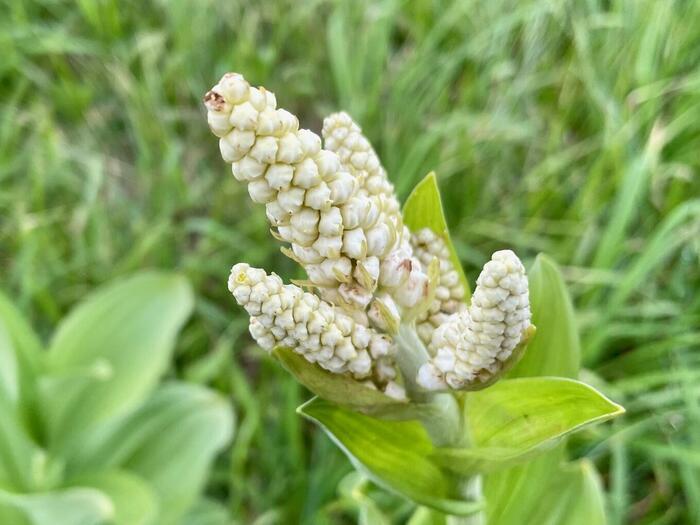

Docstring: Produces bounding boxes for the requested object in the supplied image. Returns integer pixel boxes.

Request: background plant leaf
[0,486,114,525]
[298,397,482,516]
[115,383,233,525]
[0,290,43,427]
[41,271,194,457]
[67,470,158,525]
[402,172,471,300]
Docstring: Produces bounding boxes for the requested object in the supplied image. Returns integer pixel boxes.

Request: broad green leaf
[0,290,42,423]
[0,390,44,491]
[0,323,19,409]
[112,383,233,525]
[177,499,231,525]
[433,378,623,475]
[402,172,471,300]
[407,507,447,525]
[485,454,606,525]
[42,272,194,456]
[509,254,579,378]
[298,397,483,516]
[273,347,405,411]
[0,486,113,525]
[68,470,158,525]
[337,472,392,525]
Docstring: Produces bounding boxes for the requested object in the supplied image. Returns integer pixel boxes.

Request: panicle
[417,250,531,391]
[204,74,429,313]
[229,263,405,399]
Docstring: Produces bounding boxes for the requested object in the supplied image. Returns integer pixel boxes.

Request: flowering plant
[204,72,624,522]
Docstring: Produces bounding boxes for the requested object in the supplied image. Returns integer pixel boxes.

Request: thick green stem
[395,324,486,523]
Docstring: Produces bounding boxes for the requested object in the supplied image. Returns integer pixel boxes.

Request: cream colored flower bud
[248,178,276,204]
[342,228,367,259]
[417,250,531,391]
[319,207,343,236]
[412,228,468,345]
[229,263,399,386]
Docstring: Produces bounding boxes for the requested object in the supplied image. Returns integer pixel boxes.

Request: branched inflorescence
[204,72,532,396]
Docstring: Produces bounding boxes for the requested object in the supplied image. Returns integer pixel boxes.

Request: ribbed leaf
[67,471,158,525]
[509,254,579,378]
[402,172,471,300]
[119,383,233,525]
[42,272,194,457]
[433,378,623,475]
[0,290,42,419]
[273,347,405,411]
[298,397,483,516]
[0,486,113,525]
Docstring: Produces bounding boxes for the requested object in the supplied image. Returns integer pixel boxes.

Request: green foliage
[1,0,698,522]
[0,274,233,525]
[403,171,471,300]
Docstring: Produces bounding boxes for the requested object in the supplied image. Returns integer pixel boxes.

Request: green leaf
[433,377,624,475]
[67,470,158,525]
[0,290,42,422]
[485,453,606,525]
[402,172,471,300]
[95,383,233,525]
[42,271,194,456]
[273,347,406,411]
[177,499,231,525]
[509,254,579,378]
[0,390,44,491]
[407,507,447,525]
[0,486,114,525]
[298,397,483,516]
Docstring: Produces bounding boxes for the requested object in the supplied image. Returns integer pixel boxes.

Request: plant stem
[395,323,486,524]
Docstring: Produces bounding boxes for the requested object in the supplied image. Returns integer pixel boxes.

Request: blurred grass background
[1,0,700,523]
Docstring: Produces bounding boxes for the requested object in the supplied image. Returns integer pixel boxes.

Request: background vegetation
[1,0,699,523]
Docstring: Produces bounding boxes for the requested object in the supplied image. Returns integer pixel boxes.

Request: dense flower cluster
[417,250,531,390]
[205,72,531,397]
[203,74,428,314]
[229,263,405,399]
[411,228,468,345]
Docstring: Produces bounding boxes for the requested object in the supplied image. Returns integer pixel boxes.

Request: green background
[1,0,699,523]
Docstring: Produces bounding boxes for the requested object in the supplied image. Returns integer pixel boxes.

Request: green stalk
[394,324,486,523]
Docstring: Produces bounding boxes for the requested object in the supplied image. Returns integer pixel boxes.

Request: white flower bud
[247,178,276,204]
[304,182,332,210]
[265,164,294,190]
[248,136,278,164]
[276,187,305,214]
[293,158,321,189]
[342,228,367,259]
[232,155,266,182]
[319,207,343,236]
[229,101,258,131]
[277,133,304,164]
[220,129,255,163]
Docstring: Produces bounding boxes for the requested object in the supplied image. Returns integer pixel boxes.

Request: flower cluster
[204,72,532,398]
[229,263,404,398]
[411,228,468,345]
[417,250,531,390]
[203,74,428,315]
